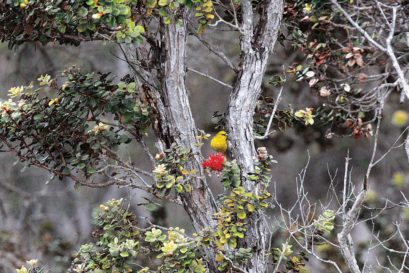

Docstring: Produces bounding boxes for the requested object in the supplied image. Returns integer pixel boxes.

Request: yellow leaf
[247,203,255,212]
[392,172,406,188]
[48,98,59,107]
[206,14,215,20]
[237,211,246,219]
[392,110,409,127]
[215,253,224,262]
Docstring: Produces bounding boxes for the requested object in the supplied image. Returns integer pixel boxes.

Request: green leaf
[166,180,175,189]
[237,211,247,220]
[247,203,255,212]
[127,82,136,92]
[247,174,259,181]
[229,238,237,249]
[58,24,67,34]
[120,251,129,257]
[176,184,184,193]
[62,167,71,175]
[180,247,188,254]
[34,114,44,121]
[78,7,89,17]
[118,4,131,15]
[87,167,97,174]
[158,0,168,6]
[77,24,88,33]
[165,17,172,24]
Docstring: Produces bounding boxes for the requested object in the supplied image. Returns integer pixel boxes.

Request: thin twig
[187,67,233,89]
[255,86,284,140]
[191,34,238,72]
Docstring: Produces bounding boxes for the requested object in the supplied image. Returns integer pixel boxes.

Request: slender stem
[255,86,284,140]
[187,67,233,89]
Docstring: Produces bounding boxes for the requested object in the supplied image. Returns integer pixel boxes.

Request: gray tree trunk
[227,0,283,272]
[158,15,218,271]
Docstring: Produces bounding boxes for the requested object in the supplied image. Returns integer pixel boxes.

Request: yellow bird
[210,131,228,153]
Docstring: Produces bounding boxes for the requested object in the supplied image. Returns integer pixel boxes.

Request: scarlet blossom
[201,153,225,171]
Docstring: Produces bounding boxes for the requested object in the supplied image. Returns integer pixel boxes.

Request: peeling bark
[157,15,218,271]
[160,18,216,226]
[227,0,283,175]
[227,51,268,175]
[226,0,283,272]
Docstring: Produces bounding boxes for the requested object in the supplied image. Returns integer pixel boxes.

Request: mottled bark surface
[157,16,218,271]
[227,0,283,272]
[227,0,283,175]
[160,17,216,228]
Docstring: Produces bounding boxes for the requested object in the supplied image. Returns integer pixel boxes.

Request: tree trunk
[227,47,271,273]
[227,51,269,175]
[158,15,218,271]
[227,0,283,272]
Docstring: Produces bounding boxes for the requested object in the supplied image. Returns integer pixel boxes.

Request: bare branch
[191,34,239,72]
[187,67,233,89]
[405,133,409,163]
[255,86,283,140]
[330,0,409,99]
[330,0,386,52]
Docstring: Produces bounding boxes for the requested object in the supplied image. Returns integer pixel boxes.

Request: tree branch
[255,86,283,140]
[191,34,239,72]
[187,67,233,89]
[330,0,409,99]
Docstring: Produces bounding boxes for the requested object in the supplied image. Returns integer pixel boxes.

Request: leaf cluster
[0,0,215,47]
[212,186,271,270]
[69,199,141,273]
[68,199,207,273]
[0,67,151,181]
[144,227,207,273]
[153,144,195,195]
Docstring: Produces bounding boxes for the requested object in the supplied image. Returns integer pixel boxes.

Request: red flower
[202,153,225,172]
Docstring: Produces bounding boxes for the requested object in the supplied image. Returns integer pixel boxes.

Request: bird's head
[216,130,228,137]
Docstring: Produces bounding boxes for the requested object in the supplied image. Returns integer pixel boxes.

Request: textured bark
[131,2,282,271]
[228,51,271,273]
[162,21,215,223]
[227,0,283,175]
[227,52,269,175]
[226,0,283,272]
[337,191,366,273]
[156,15,218,271]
